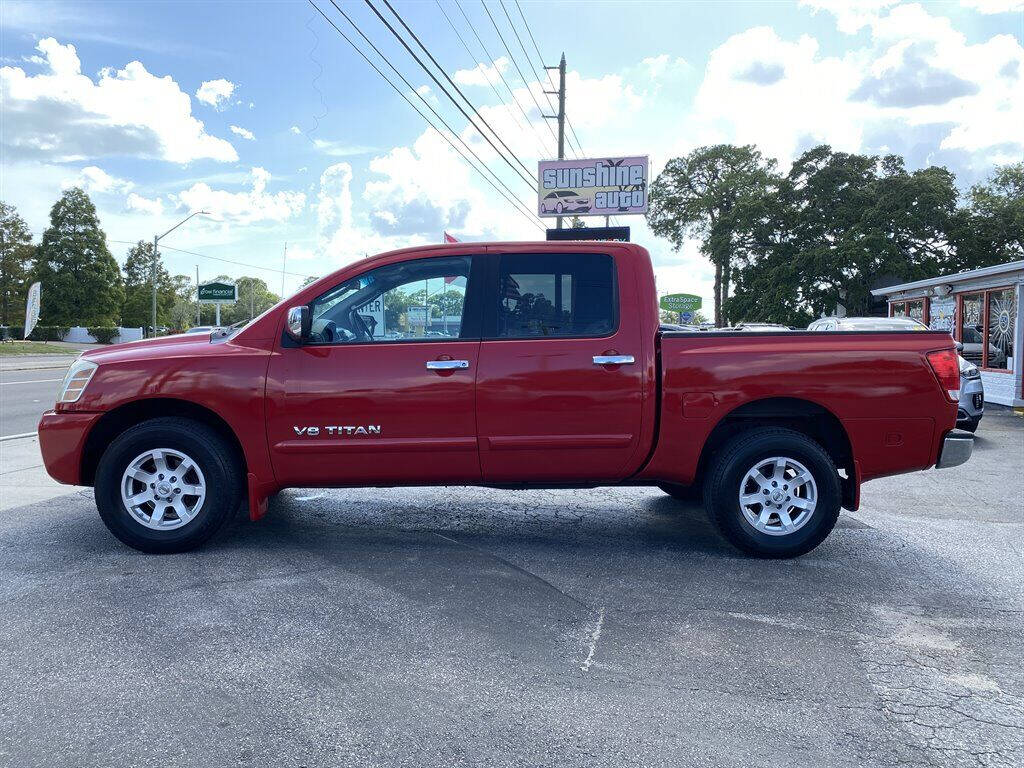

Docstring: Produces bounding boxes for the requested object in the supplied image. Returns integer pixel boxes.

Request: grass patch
[0,341,80,356]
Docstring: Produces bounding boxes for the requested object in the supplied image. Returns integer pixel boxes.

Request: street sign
[198,281,237,304]
[660,293,702,313]
[538,156,648,218]
[546,226,630,242]
[680,311,693,324]
[24,281,40,339]
[355,297,385,338]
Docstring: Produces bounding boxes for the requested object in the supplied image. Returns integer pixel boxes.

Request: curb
[0,432,38,443]
[1,361,74,372]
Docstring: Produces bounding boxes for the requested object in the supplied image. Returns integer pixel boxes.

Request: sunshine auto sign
[538,156,649,218]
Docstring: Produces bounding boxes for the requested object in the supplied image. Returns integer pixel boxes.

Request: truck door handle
[426,359,470,370]
[593,355,635,365]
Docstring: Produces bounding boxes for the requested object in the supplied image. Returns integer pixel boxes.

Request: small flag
[443,231,459,244]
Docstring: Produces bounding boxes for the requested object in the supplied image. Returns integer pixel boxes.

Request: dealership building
[872,260,1023,408]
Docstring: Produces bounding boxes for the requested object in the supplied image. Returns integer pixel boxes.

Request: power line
[478,0,560,150]
[433,0,549,159]
[109,240,317,279]
[309,0,544,231]
[360,0,537,190]
[376,0,537,183]
[496,0,567,155]
[452,0,555,158]
[512,0,585,157]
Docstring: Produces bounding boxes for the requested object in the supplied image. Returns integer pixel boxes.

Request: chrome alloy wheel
[738,456,818,536]
[120,448,207,531]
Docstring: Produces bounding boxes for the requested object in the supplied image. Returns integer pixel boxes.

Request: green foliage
[647,145,777,326]
[0,201,35,326]
[87,326,119,344]
[33,188,123,326]
[216,276,280,325]
[120,240,181,329]
[27,325,70,341]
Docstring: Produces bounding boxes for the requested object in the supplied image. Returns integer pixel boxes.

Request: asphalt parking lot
[1,408,1022,767]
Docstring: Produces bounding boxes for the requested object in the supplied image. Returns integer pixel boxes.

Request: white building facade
[872,260,1023,408]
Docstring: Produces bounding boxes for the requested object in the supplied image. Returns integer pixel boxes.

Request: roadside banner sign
[538,156,648,218]
[24,281,40,339]
[198,281,237,303]
[407,306,428,326]
[660,293,702,313]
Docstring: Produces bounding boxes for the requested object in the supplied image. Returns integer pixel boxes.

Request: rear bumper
[936,432,973,469]
[37,410,101,486]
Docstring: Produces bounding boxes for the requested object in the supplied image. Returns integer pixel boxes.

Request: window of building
[958,288,1016,371]
[986,288,1016,372]
[494,252,615,338]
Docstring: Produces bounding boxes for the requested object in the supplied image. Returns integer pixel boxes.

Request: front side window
[494,252,615,338]
[308,255,471,344]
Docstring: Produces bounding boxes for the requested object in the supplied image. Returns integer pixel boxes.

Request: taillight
[926,349,960,402]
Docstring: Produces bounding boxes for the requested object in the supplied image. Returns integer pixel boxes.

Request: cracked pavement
[0,409,1021,767]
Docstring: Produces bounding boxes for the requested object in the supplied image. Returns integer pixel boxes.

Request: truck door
[474,250,645,482]
[266,254,484,486]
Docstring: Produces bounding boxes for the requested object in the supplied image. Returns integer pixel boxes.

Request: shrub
[1,326,25,341]
[27,325,70,342]
[87,327,120,344]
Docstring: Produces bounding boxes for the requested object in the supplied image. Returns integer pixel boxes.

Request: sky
[1,0,1022,306]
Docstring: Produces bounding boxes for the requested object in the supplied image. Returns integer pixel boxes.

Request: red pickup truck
[38,241,971,558]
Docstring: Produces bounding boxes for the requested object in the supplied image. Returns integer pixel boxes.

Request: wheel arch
[694,397,858,510]
[80,398,248,487]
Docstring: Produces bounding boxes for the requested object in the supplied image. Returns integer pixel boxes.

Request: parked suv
[808,316,983,431]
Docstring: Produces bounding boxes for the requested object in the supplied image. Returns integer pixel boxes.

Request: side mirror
[285,305,311,343]
[954,340,963,353]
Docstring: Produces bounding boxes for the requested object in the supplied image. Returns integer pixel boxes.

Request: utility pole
[544,53,567,230]
[280,242,287,298]
[195,265,200,326]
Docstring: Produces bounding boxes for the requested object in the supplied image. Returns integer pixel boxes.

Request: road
[0,407,1021,766]
[0,365,67,436]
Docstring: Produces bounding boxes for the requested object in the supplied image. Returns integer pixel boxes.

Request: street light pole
[152,211,209,336]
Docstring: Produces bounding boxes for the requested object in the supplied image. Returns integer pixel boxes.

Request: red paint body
[38,241,958,519]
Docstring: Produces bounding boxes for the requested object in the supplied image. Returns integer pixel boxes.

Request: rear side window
[494,252,615,338]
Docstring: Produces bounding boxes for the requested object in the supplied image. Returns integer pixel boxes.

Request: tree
[0,201,34,326]
[218,276,280,325]
[33,188,123,326]
[121,241,180,329]
[954,162,1024,268]
[647,145,777,326]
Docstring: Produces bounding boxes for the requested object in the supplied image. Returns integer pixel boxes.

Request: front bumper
[957,377,984,423]
[936,432,973,469]
[37,410,101,486]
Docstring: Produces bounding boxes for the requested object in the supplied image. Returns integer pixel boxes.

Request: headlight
[957,355,979,379]
[58,358,98,403]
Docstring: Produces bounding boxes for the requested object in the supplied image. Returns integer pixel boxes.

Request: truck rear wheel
[703,427,841,558]
[94,417,243,553]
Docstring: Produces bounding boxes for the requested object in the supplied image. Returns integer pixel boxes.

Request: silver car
[808,316,983,432]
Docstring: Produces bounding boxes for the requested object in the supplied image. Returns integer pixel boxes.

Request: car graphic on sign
[541,190,591,214]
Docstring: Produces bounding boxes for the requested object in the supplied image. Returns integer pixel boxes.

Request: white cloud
[311,138,376,157]
[175,167,306,224]
[70,165,133,194]
[960,0,1024,12]
[125,192,163,215]
[798,0,898,34]
[1,38,237,163]
[229,124,255,141]
[195,78,235,109]
[290,125,302,134]
[453,57,508,87]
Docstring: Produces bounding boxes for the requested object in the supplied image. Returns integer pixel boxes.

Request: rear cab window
[488,252,617,339]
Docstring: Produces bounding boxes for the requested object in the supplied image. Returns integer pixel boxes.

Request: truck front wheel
[703,428,841,558]
[94,417,243,553]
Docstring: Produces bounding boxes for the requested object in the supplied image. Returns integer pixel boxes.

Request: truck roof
[363,240,647,268]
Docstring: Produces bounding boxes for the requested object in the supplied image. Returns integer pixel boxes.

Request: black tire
[658,481,702,502]
[702,427,841,558]
[94,417,243,553]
